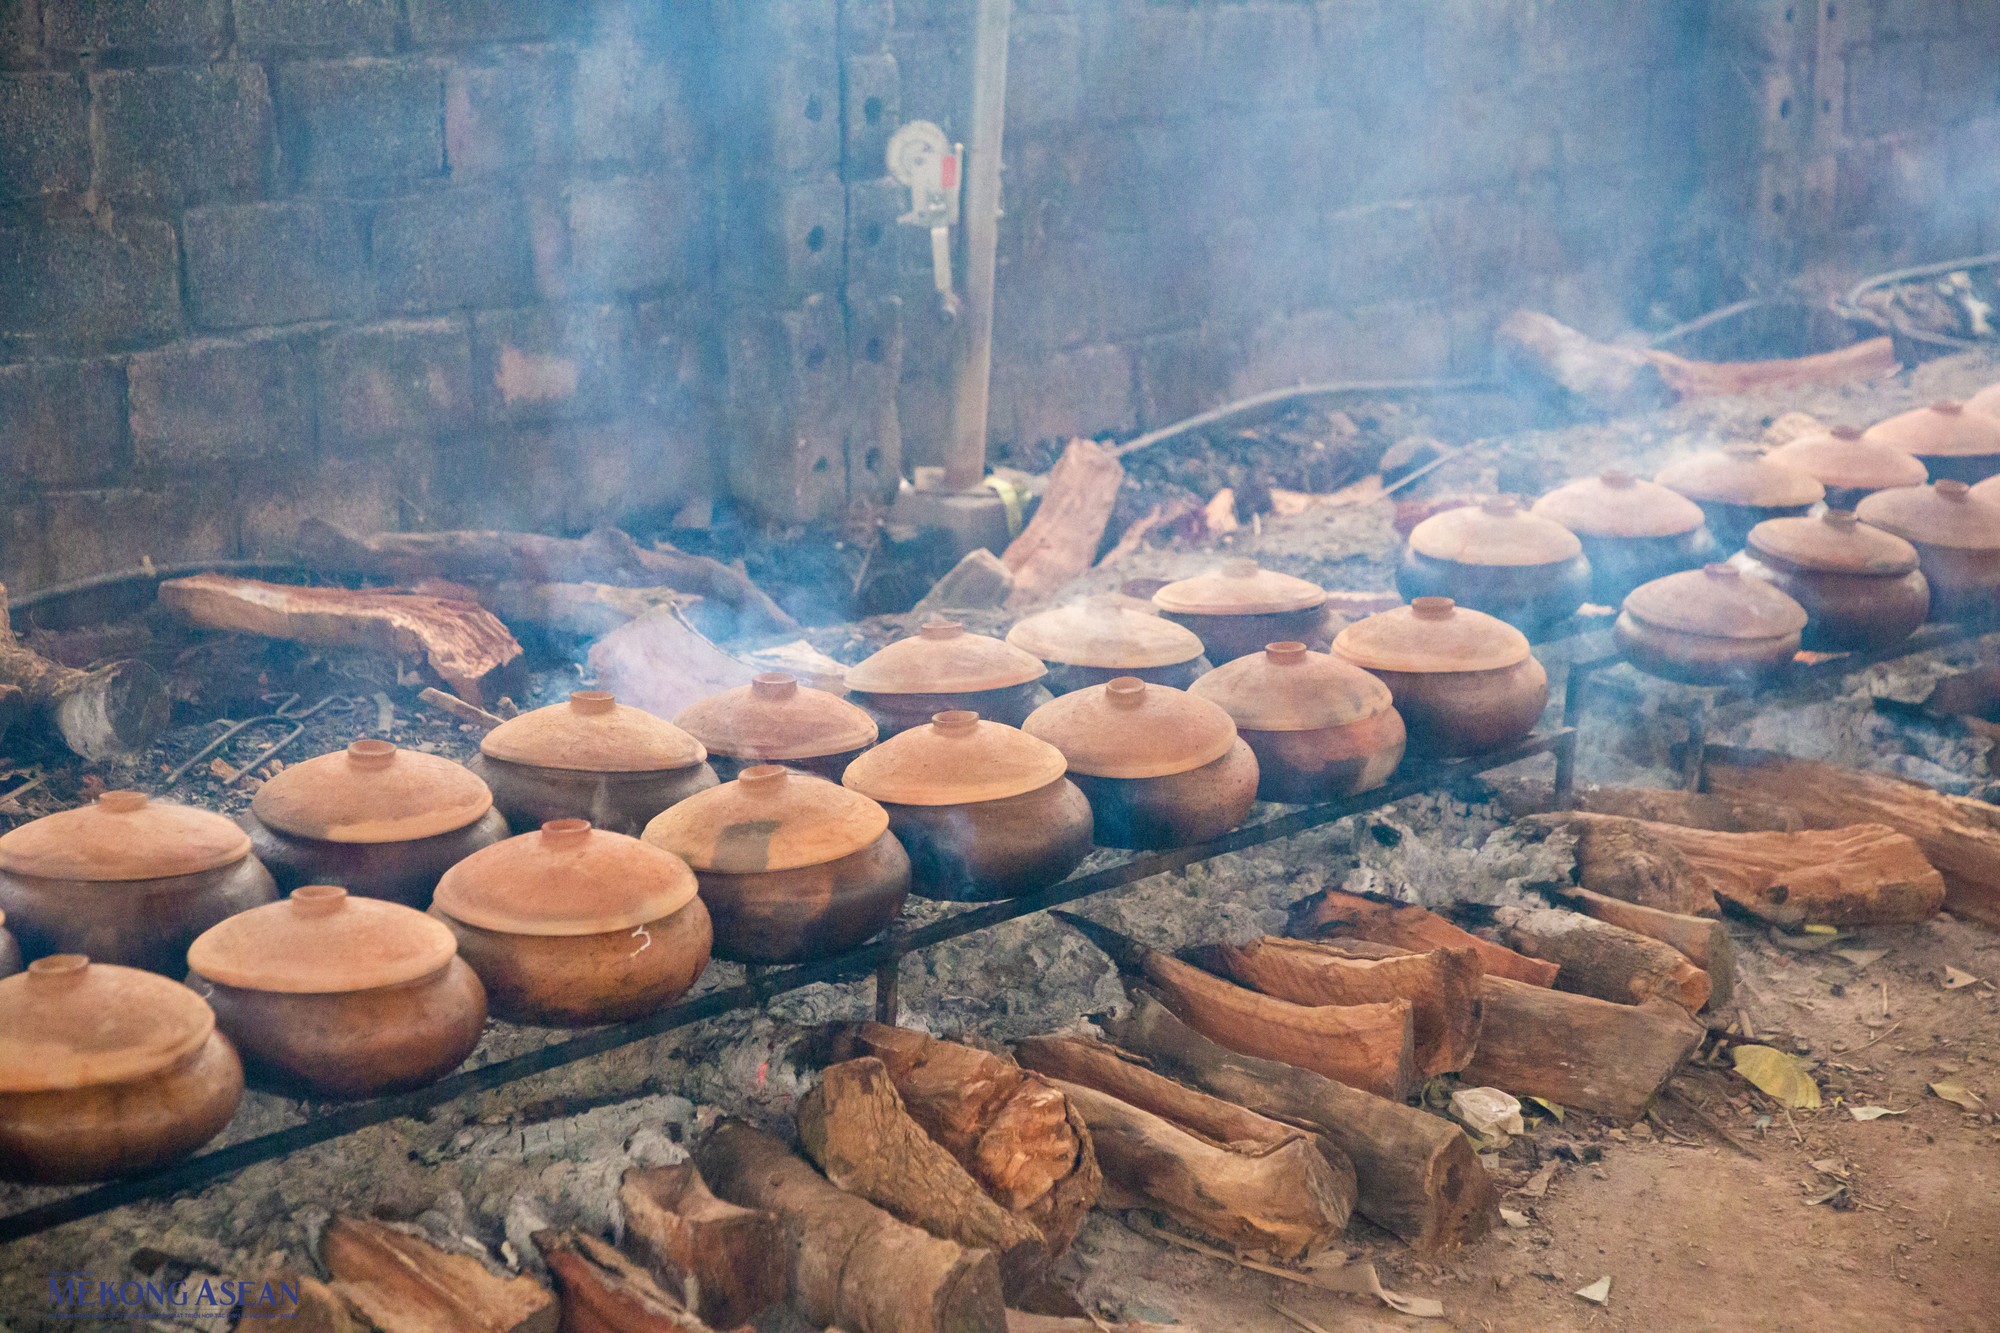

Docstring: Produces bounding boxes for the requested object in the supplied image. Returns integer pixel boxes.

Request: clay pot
[1331,598,1548,758]
[466,691,717,835]
[1023,677,1258,847]
[186,885,486,1099]
[1766,424,1928,509]
[844,620,1052,735]
[644,766,910,963]
[843,711,1094,901]
[1734,510,1928,651]
[0,955,242,1184]
[1398,495,1590,633]
[674,673,879,782]
[431,820,712,1027]
[0,790,278,975]
[1655,445,1825,551]
[1187,643,1406,804]
[1006,596,1211,694]
[1969,381,2000,420]
[1864,400,2000,485]
[0,910,18,979]
[1856,479,2000,620]
[244,739,510,907]
[1615,564,1807,686]
[1151,559,1333,663]
[1531,470,1714,604]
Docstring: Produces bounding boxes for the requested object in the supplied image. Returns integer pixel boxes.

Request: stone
[558,174,699,297]
[316,318,473,446]
[276,58,444,189]
[0,358,127,488]
[0,218,180,353]
[0,74,89,203]
[372,188,532,315]
[913,548,1014,616]
[182,200,367,330]
[42,0,226,52]
[471,303,632,424]
[443,46,573,177]
[92,64,274,205]
[234,0,398,49]
[127,335,312,467]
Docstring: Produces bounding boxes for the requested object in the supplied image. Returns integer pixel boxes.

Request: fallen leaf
[1732,1044,1823,1110]
[1835,948,1888,968]
[209,757,239,781]
[1500,1207,1531,1230]
[1575,1276,1612,1305]
[1943,966,1979,990]
[1931,1080,1987,1112]
[1847,1106,1906,1121]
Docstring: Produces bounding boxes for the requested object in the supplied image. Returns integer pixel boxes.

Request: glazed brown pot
[674,673,879,783]
[1615,564,1807,686]
[844,620,1052,734]
[1532,470,1714,604]
[1332,598,1548,758]
[844,711,1094,901]
[1864,400,2000,485]
[1006,597,1212,696]
[1655,446,1825,551]
[1765,424,1929,510]
[1398,496,1591,633]
[1734,511,1928,651]
[644,766,910,963]
[1152,559,1334,664]
[1856,479,2000,621]
[431,820,712,1026]
[0,790,278,975]
[243,739,509,906]
[186,885,487,1099]
[1187,643,1407,804]
[0,955,243,1184]
[467,690,717,835]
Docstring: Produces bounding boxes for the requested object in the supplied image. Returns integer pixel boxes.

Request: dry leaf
[1942,966,1979,990]
[209,757,239,781]
[1846,1106,1906,1121]
[1835,949,1888,968]
[1499,1208,1531,1230]
[1575,1276,1612,1305]
[1731,1045,1822,1109]
[1930,1080,1987,1112]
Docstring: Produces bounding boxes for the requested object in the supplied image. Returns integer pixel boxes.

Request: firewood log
[619,1164,788,1330]
[1701,746,2000,926]
[1100,990,1498,1255]
[1460,978,1705,1120]
[1566,786,1801,834]
[265,1272,365,1333]
[1053,913,1416,1100]
[1001,439,1124,606]
[0,583,170,760]
[1285,889,1560,987]
[1543,885,1736,1012]
[1469,904,1710,1013]
[534,1230,719,1333]
[321,1216,558,1333]
[812,1024,1101,1260]
[693,1119,1008,1333]
[799,1058,1049,1299]
[1517,810,1721,916]
[1196,937,1482,1076]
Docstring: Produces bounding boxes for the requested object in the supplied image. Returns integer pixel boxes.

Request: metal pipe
[943,0,1012,491]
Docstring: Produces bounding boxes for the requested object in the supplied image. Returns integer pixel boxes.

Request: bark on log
[1701,746,2000,926]
[158,574,526,707]
[321,1216,558,1333]
[1196,937,1482,1076]
[1544,885,1736,1013]
[1476,904,1711,1013]
[1285,890,1560,987]
[1100,990,1497,1255]
[1460,978,1705,1120]
[812,1024,1101,1260]
[1001,439,1124,606]
[799,1058,1049,1299]
[693,1119,1008,1333]
[533,1230,719,1333]
[620,1164,788,1330]
[1054,913,1416,1100]
[0,582,170,760]
[1517,811,1721,916]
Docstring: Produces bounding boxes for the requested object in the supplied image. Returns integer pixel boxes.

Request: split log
[620,1164,788,1330]
[1100,990,1497,1255]
[1459,978,1705,1120]
[1566,787,1801,834]
[1285,889,1560,988]
[295,519,796,636]
[693,1119,1008,1333]
[1544,885,1736,1012]
[585,606,758,722]
[533,1230,717,1333]
[812,1024,1101,1259]
[0,582,170,760]
[1196,937,1482,1076]
[321,1216,558,1333]
[800,1058,1048,1298]
[1001,439,1124,606]
[1702,746,2000,926]
[1517,811,1721,916]
[1054,913,1416,1100]
[264,1272,365,1333]
[1472,904,1711,1013]
[159,574,525,707]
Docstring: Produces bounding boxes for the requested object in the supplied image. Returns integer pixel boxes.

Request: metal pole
[943,0,1011,491]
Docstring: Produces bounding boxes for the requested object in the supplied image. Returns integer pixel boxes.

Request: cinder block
[843,53,899,179]
[183,200,367,330]
[471,303,633,424]
[991,340,1134,453]
[406,0,569,45]
[276,58,444,189]
[1846,38,1930,136]
[444,46,573,177]
[840,0,892,55]
[845,287,903,407]
[93,64,274,205]
[127,334,312,467]
[727,176,846,301]
[560,174,699,297]
[0,74,89,203]
[372,188,533,315]
[845,176,903,292]
[234,0,399,50]
[632,297,718,425]
[316,317,473,446]
[556,414,713,532]
[1007,13,1082,129]
[0,218,180,353]
[0,357,127,487]
[43,0,226,53]
[428,424,570,531]
[0,0,40,62]
[40,484,236,585]
[1136,324,1237,430]
[722,296,849,522]
[238,450,411,557]
[0,499,47,593]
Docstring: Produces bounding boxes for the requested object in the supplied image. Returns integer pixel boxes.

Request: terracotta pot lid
[0,955,214,1094]
[1188,643,1395,734]
[1766,426,1929,493]
[187,885,459,994]
[252,740,493,844]
[1531,470,1706,538]
[1622,564,1808,639]
[642,765,889,873]
[1746,510,1919,576]
[673,673,877,761]
[1152,559,1328,616]
[1864,400,2000,458]
[432,820,697,936]
[1967,382,2000,419]
[1408,495,1584,567]
[842,710,1068,806]
[1971,474,2000,505]
[1006,597,1206,669]
[843,620,1048,695]
[1655,446,1825,507]
[0,790,250,882]
[481,691,706,773]
[1857,479,2000,550]
[1022,678,1238,779]
[1331,597,1531,675]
